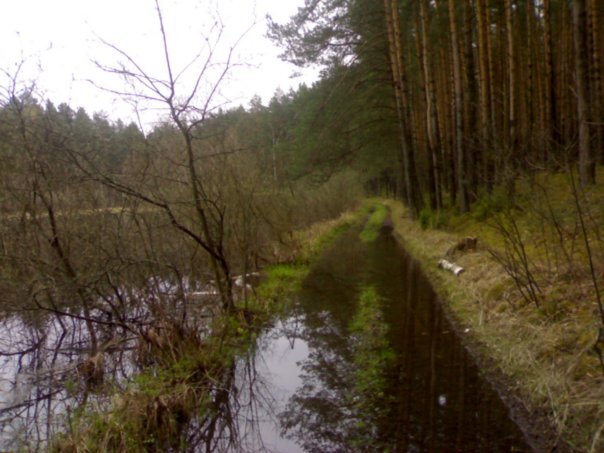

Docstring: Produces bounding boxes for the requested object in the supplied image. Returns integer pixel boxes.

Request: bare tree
[71,0,254,313]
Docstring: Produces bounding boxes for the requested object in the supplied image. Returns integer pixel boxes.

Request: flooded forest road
[243,226,532,452]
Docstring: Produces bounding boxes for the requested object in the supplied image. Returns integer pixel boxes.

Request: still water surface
[243,228,531,452]
[0,227,532,451]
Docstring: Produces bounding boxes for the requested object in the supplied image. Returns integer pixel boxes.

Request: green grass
[300,217,356,262]
[359,202,388,242]
[256,263,308,307]
[347,286,395,449]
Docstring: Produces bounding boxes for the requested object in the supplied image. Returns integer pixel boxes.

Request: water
[0,275,220,450]
[243,228,531,452]
[0,227,532,451]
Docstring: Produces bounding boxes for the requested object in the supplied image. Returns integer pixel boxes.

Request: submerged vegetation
[348,286,395,449]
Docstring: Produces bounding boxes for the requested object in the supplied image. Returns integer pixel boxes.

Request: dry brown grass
[385,198,604,452]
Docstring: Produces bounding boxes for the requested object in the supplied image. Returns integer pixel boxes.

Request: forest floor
[384,169,604,452]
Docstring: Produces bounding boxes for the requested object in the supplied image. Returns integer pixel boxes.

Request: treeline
[0,98,143,211]
[269,0,603,216]
[2,1,602,227]
[0,83,362,318]
[2,0,602,319]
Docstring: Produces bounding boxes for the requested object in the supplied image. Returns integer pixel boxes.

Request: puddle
[243,228,532,452]
[0,227,532,451]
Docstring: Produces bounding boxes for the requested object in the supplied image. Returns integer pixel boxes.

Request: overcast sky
[0,0,317,127]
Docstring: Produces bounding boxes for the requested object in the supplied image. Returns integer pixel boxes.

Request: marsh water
[240,228,531,452]
[0,226,533,451]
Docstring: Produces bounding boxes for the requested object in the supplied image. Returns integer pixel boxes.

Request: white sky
[0,0,317,127]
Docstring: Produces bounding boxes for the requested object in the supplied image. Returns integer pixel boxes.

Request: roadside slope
[385,198,603,453]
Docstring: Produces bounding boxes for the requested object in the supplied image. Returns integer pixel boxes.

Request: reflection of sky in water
[236,317,308,453]
[0,312,135,450]
[0,275,219,450]
[0,315,75,449]
[241,228,532,452]
[0,230,532,451]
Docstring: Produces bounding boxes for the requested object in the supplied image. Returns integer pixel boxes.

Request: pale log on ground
[438,259,465,276]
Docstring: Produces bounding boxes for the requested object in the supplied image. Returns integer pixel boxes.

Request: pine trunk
[505,0,516,150]
[420,0,442,211]
[383,0,424,215]
[543,0,560,161]
[448,0,469,212]
[475,0,492,190]
[572,0,596,185]
[587,0,603,164]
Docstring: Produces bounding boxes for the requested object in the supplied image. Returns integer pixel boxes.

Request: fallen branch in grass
[438,259,464,276]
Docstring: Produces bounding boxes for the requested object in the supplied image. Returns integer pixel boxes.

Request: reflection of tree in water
[200,349,270,453]
[279,286,397,452]
[0,311,136,450]
[0,226,532,451]
[0,274,259,451]
[277,231,530,452]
